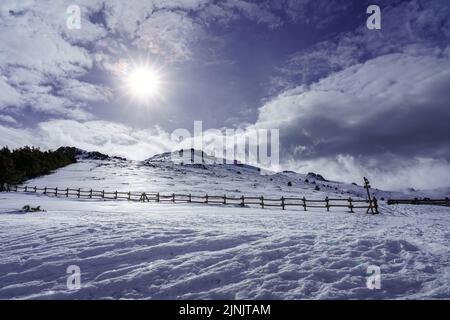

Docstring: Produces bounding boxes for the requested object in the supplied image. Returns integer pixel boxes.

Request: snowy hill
[0,151,449,299]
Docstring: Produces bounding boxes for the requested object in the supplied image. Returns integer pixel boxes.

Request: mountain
[0,148,449,299]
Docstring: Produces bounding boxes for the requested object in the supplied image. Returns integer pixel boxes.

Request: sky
[0,0,449,190]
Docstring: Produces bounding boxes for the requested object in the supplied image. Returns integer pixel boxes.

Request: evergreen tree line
[0,146,77,190]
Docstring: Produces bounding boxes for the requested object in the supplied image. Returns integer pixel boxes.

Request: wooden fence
[3,184,379,214]
[387,198,450,207]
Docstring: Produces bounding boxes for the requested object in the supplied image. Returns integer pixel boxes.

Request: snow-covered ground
[0,156,449,299]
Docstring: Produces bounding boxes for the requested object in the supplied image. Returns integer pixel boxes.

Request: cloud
[275,0,450,89]
[285,154,450,191]
[0,114,17,124]
[0,120,175,160]
[253,52,450,189]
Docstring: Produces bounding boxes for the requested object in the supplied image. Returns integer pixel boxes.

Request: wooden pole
[223,195,226,205]
[372,197,379,214]
[77,188,81,198]
[363,177,375,214]
[66,188,69,197]
[173,193,176,203]
[241,195,245,207]
[89,189,93,199]
[261,196,264,209]
[205,194,208,204]
[302,197,307,211]
[34,186,37,193]
[44,187,47,195]
[128,191,131,201]
[325,196,330,212]
[348,197,354,213]
[156,192,160,202]
[55,187,58,196]
[188,193,191,203]
[281,196,285,210]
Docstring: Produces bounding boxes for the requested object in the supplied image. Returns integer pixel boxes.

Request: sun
[126,67,161,98]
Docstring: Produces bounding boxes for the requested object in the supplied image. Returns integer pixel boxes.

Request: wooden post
[55,187,58,196]
[205,194,208,204]
[372,197,379,214]
[34,186,37,193]
[302,197,307,211]
[261,196,264,209]
[25,186,28,192]
[128,192,131,201]
[363,177,375,214]
[173,193,176,203]
[89,189,93,199]
[188,193,191,203]
[15,185,18,192]
[44,187,47,195]
[223,195,226,205]
[281,197,285,210]
[102,190,105,198]
[348,197,354,213]
[240,195,245,207]
[156,192,160,202]
[325,196,330,212]
[77,188,81,198]
[66,188,69,197]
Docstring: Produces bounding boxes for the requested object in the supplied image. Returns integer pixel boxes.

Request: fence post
[188,193,191,203]
[128,191,131,201]
[205,194,208,204]
[241,195,245,207]
[348,197,354,213]
[55,187,58,196]
[77,188,81,198]
[173,193,176,203]
[223,195,226,205]
[66,188,69,197]
[302,197,307,211]
[372,197,379,214]
[281,197,285,210]
[34,186,37,193]
[44,187,47,195]
[261,196,264,209]
[102,190,105,198]
[89,189,93,199]
[156,192,160,202]
[325,196,330,212]
[15,185,18,192]
[25,186,28,192]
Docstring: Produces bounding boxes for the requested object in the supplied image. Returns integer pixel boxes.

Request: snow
[0,158,449,299]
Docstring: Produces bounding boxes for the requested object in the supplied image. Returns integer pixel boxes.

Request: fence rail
[3,184,379,214]
[387,198,450,206]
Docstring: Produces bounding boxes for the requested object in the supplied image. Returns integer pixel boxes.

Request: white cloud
[252,52,450,190]
[0,120,175,160]
[0,114,17,124]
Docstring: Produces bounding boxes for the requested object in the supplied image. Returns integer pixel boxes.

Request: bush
[22,205,44,212]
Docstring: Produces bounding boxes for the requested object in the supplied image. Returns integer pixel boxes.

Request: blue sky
[0,0,449,190]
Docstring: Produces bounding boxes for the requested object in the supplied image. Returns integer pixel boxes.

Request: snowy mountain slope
[18,155,398,202]
[0,153,449,299]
